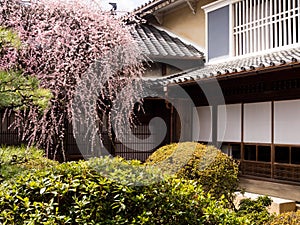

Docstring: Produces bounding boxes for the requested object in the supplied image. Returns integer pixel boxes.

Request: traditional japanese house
[131,0,300,200]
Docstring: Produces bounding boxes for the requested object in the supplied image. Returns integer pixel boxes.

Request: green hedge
[0,155,246,224]
[146,142,239,207]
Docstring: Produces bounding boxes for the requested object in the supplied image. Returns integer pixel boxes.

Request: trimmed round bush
[146,142,239,207]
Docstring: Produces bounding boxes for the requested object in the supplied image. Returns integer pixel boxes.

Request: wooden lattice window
[233,0,300,56]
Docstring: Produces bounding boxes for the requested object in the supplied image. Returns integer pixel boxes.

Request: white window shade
[274,100,300,144]
[192,106,212,142]
[244,102,272,143]
[218,104,242,142]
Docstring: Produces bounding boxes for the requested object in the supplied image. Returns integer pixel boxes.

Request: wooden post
[271,101,275,179]
[241,103,245,173]
[212,104,218,147]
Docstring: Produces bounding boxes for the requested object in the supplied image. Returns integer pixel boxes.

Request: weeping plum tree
[0,0,144,160]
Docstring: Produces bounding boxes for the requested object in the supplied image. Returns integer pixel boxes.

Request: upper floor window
[203,0,300,62]
[207,5,230,60]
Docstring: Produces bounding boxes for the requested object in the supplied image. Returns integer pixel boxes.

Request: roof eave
[132,0,187,17]
[147,55,204,61]
[168,62,300,87]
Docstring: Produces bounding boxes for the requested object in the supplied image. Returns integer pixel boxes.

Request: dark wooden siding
[0,111,20,146]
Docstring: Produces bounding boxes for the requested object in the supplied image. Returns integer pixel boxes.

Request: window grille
[233,0,300,56]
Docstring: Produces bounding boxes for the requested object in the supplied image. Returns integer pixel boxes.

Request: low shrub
[236,196,273,225]
[88,156,164,186]
[145,142,239,207]
[0,156,245,224]
[0,145,58,180]
[268,210,300,225]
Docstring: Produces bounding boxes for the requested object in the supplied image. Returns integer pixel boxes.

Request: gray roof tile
[149,47,300,85]
[133,24,204,60]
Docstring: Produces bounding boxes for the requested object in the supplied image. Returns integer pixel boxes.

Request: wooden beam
[185,0,198,14]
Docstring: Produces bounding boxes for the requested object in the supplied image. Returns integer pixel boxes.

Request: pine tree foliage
[0,27,51,109]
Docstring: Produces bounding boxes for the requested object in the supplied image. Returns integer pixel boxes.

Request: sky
[100,0,149,13]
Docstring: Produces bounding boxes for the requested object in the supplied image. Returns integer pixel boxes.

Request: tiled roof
[150,47,300,85]
[133,24,204,60]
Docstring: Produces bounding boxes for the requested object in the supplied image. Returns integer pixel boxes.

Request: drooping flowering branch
[0,0,145,160]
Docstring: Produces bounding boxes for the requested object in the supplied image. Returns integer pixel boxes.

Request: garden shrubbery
[0,144,274,224]
[146,142,239,207]
[0,153,245,224]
